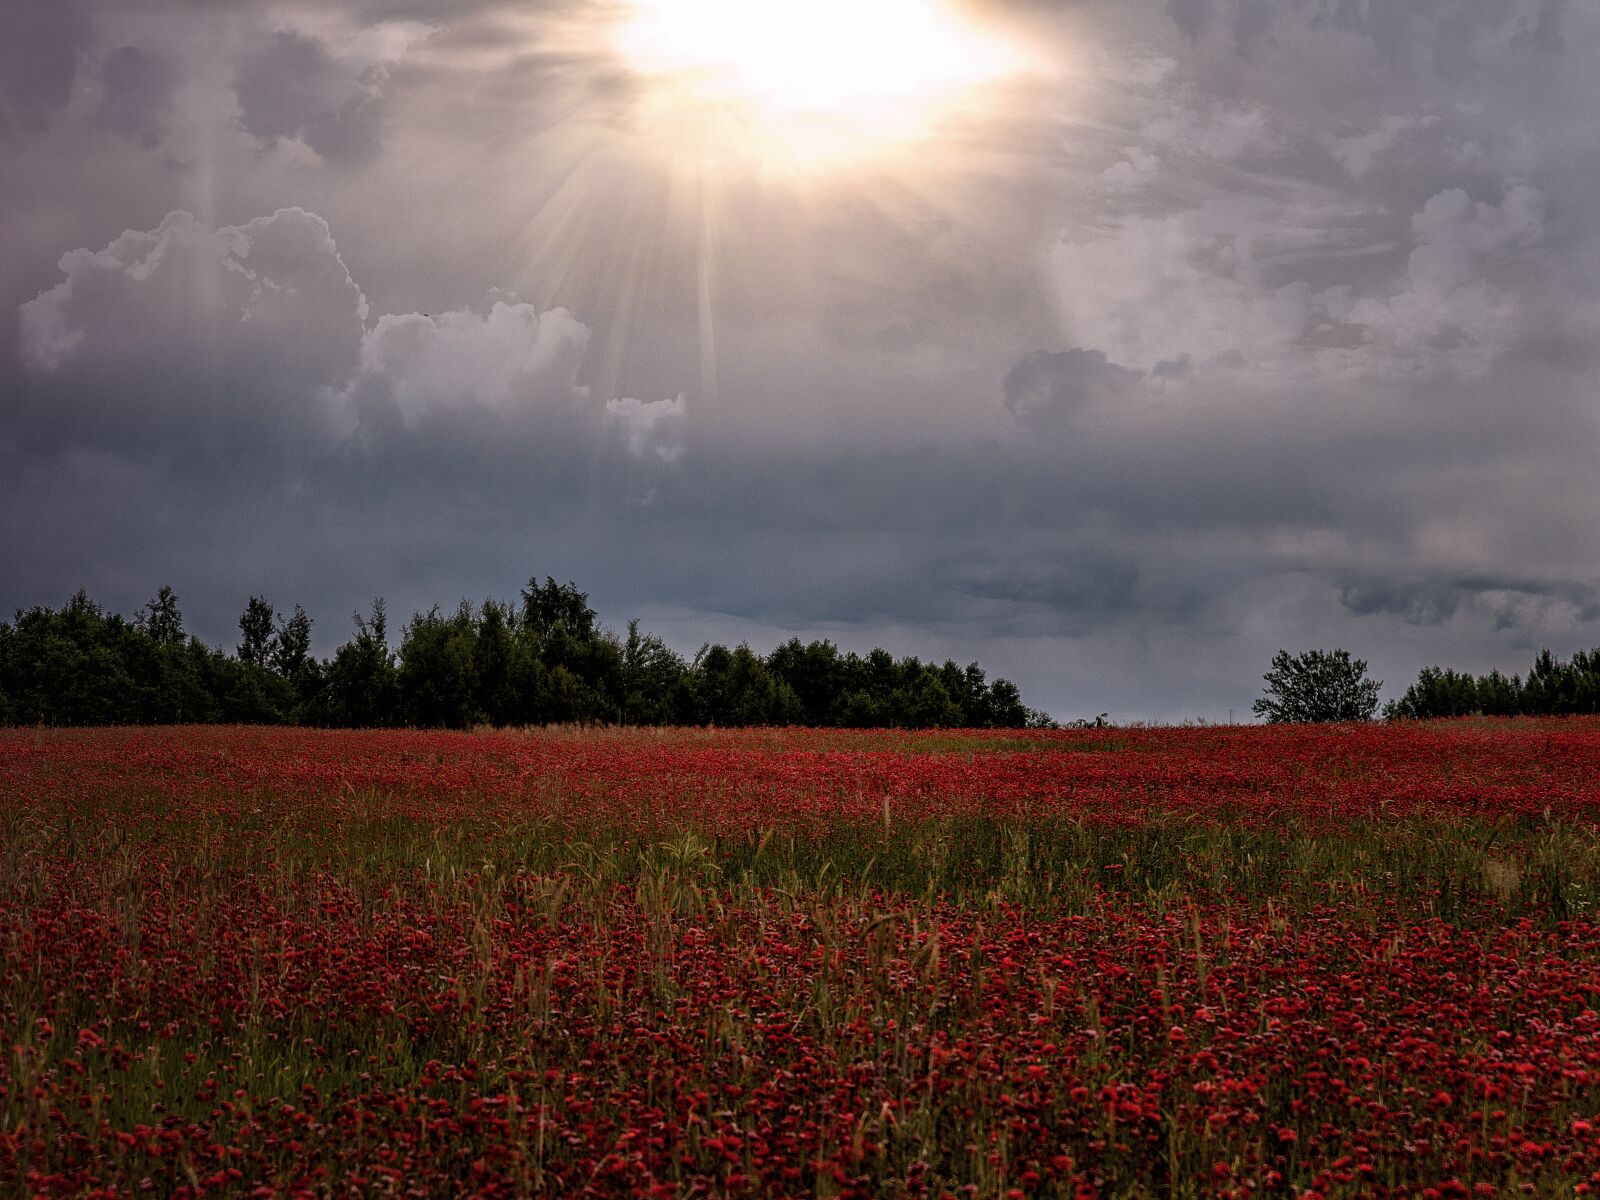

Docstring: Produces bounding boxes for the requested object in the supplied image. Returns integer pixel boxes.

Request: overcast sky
[4,0,1598,721]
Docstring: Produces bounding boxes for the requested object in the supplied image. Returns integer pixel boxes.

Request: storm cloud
[0,0,90,134]
[4,0,1599,721]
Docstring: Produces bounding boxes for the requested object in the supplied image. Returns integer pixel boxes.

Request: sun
[610,0,1025,171]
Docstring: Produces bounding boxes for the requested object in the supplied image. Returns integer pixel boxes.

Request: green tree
[209,643,295,724]
[693,643,799,726]
[517,575,620,721]
[1572,650,1600,714]
[894,672,964,728]
[1384,666,1480,720]
[1476,669,1523,716]
[148,635,216,724]
[620,619,690,725]
[272,606,315,684]
[521,577,596,640]
[506,638,553,725]
[984,678,1031,729]
[323,600,399,727]
[137,585,185,648]
[0,576,1055,731]
[473,600,517,726]
[238,596,277,668]
[0,593,140,725]
[836,688,889,728]
[1253,649,1381,724]
[767,638,847,725]
[399,603,480,728]
[1389,647,1600,719]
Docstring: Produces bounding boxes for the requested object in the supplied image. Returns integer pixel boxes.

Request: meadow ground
[4,721,1600,1198]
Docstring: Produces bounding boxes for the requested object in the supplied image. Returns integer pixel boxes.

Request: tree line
[0,577,1053,729]
[1386,648,1600,719]
[1245,643,1600,725]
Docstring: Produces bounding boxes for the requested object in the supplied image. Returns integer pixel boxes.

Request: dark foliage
[1253,648,1382,724]
[0,577,1050,730]
[1388,648,1600,719]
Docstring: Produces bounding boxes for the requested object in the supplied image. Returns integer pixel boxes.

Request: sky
[3,0,1598,723]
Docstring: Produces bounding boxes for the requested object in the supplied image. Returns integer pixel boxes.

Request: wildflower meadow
[5,721,1600,1198]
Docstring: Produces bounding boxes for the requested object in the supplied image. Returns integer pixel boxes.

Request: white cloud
[342,21,434,71]
[1341,184,1547,364]
[1331,114,1439,179]
[1144,98,1274,162]
[18,208,368,453]
[17,210,685,473]
[1099,147,1161,189]
[1411,185,1546,270]
[1050,200,1315,372]
[21,207,367,376]
[355,302,591,426]
[606,395,687,465]
[1051,178,1548,385]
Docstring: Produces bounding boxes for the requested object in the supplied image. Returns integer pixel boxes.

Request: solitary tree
[1253,648,1381,724]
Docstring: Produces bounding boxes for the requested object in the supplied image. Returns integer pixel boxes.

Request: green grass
[9,790,1599,927]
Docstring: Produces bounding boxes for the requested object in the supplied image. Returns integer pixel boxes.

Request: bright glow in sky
[611,0,1024,169]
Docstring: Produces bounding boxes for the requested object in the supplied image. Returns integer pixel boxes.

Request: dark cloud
[16,209,367,465]
[1529,0,1568,50]
[1167,0,1219,42]
[1002,349,1142,429]
[0,0,90,133]
[1342,576,1600,636]
[4,0,1600,720]
[1339,580,1463,626]
[1164,0,1573,66]
[93,45,176,148]
[234,31,389,165]
[1231,0,1277,52]
[13,206,690,478]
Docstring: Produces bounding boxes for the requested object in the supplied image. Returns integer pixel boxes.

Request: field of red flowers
[5,721,1600,1198]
